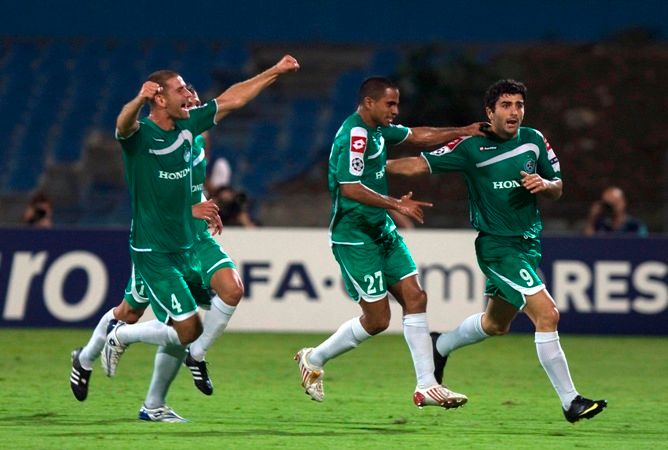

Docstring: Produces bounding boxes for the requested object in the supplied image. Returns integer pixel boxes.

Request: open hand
[396,191,433,224]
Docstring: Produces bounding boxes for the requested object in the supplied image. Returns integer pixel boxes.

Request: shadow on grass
[45,428,417,438]
[4,412,418,437]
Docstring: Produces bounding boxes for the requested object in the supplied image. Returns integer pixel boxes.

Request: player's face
[486,93,524,139]
[368,88,400,127]
[159,76,194,119]
[186,91,201,109]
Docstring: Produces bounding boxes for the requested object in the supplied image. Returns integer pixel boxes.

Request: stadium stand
[0,37,665,232]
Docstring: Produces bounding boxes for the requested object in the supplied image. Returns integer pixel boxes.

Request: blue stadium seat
[236,123,280,197]
[370,48,402,76]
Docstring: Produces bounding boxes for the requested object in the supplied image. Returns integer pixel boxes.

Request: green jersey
[328,112,410,245]
[117,101,217,252]
[422,127,561,238]
[191,134,208,236]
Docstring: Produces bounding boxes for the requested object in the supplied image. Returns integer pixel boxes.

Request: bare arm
[340,183,432,224]
[402,122,489,149]
[520,171,563,200]
[192,199,223,235]
[386,157,430,177]
[116,81,162,138]
[214,54,299,122]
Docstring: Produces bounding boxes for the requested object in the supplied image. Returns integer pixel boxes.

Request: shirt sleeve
[336,126,368,183]
[421,138,469,174]
[535,132,561,180]
[381,124,410,145]
[182,101,217,136]
[115,123,145,154]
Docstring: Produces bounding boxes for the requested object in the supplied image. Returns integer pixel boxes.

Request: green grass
[0,329,666,449]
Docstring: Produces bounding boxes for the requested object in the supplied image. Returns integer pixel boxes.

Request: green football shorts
[475,233,545,309]
[123,264,211,311]
[125,233,236,313]
[332,230,417,302]
[131,248,203,323]
[192,232,236,289]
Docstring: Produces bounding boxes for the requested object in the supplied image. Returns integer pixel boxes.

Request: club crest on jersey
[524,159,536,174]
[183,148,191,163]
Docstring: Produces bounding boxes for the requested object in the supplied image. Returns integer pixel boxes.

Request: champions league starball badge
[351,157,364,172]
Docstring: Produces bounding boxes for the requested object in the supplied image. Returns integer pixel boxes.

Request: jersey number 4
[171,294,183,313]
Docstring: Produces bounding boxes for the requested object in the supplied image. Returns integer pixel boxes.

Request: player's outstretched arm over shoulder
[116,81,162,138]
[403,122,490,149]
[386,157,430,177]
[520,171,563,200]
[340,183,432,224]
[214,54,300,122]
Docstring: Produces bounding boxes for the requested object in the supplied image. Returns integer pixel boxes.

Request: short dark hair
[145,70,180,106]
[186,83,198,96]
[358,77,398,104]
[146,70,180,89]
[484,79,527,111]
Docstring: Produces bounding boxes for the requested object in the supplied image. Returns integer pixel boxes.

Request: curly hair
[484,79,527,111]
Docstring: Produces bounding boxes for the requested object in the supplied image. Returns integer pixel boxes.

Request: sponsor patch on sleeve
[430,145,454,156]
[430,137,466,156]
[543,135,560,172]
[549,155,561,172]
[349,127,368,176]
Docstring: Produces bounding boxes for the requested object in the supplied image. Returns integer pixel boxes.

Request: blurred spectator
[213,186,257,227]
[22,192,53,228]
[584,186,648,236]
[207,156,232,193]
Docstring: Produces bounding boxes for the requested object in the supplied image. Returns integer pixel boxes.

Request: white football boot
[413,384,468,409]
[294,348,325,402]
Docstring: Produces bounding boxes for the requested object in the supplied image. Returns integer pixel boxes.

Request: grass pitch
[0,329,666,449]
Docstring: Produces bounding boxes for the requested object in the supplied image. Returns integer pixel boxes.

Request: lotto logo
[350,136,367,153]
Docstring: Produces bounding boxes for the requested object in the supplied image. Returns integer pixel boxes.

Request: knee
[225,283,244,306]
[401,289,428,315]
[483,317,511,336]
[534,307,560,330]
[364,315,390,335]
[177,322,203,345]
[411,290,428,312]
[486,324,510,336]
[213,281,244,307]
[113,304,144,324]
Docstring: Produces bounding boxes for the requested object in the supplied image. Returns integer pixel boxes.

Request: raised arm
[386,156,430,177]
[403,122,489,148]
[116,81,162,138]
[340,183,432,224]
[214,54,299,122]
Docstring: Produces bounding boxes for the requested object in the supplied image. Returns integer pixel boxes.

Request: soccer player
[70,86,245,422]
[385,79,608,422]
[295,77,488,408]
[73,55,298,416]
